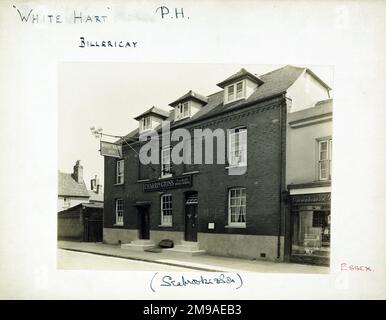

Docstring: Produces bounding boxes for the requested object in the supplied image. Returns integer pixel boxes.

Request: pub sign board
[143,175,192,192]
[100,141,122,158]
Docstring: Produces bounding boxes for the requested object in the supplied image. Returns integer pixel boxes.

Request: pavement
[57,241,329,274]
[57,249,196,271]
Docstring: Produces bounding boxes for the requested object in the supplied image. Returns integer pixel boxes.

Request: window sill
[224,97,245,105]
[139,128,153,134]
[182,171,200,175]
[225,165,247,169]
[159,175,173,180]
[114,183,124,186]
[225,225,246,229]
[174,116,190,122]
[158,224,172,228]
[113,223,124,227]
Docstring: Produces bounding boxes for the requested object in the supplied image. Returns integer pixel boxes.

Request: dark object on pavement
[159,239,174,248]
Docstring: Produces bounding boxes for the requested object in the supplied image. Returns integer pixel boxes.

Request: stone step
[163,247,206,257]
[164,241,205,256]
[180,241,200,248]
[121,239,155,252]
[172,244,199,252]
[130,239,155,245]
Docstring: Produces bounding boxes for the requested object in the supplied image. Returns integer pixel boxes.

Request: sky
[58,62,333,187]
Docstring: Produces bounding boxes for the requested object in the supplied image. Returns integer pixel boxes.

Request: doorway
[290,206,330,266]
[185,192,198,242]
[138,207,150,240]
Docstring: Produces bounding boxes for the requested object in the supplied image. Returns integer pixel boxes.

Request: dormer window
[169,91,208,120]
[226,81,245,103]
[217,68,264,105]
[175,102,190,121]
[135,106,169,134]
[139,116,152,132]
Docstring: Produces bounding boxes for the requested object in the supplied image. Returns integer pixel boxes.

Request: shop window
[312,211,325,227]
[161,194,173,226]
[228,187,246,227]
[291,208,330,258]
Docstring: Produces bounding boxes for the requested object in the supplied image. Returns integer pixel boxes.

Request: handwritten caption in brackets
[150,272,243,293]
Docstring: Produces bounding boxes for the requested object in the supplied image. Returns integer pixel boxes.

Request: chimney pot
[73,160,83,183]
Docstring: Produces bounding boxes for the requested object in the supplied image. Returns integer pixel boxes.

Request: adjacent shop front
[288,184,331,266]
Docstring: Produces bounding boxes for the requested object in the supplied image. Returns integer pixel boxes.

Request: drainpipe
[277,95,287,260]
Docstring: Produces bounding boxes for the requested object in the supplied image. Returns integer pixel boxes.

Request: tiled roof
[58,202,103,215]
[134,106,170,120]
[169,90,208,107]
[88,190,104,202]
[217,68,264,88]
[58,171,90,198]
[119,65,330,142]
[82,202,104,208]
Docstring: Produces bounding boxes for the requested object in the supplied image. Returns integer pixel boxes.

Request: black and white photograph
[57,63,333,274]
[0,0,385,302]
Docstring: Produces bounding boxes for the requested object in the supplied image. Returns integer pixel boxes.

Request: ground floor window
[161,194,173,226]
[228,187,246,227]
[291,206,330,258]
[115,199,124,225]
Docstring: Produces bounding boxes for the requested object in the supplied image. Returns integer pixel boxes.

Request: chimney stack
[73,160,83,183]
[91,175,100,192]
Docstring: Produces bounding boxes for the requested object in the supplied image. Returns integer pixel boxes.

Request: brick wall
[104,96,285,238]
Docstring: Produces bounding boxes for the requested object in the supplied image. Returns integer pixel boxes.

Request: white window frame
[225,80,245,103]
[140,116,152,132]
[175,101,190,121]
[160,194,173,226]
[228,127,247,167]
[318,139,332,181]
[115,199,124,226]
[116,159,124,184]
[161,146,173,178]
[228,188,246,227]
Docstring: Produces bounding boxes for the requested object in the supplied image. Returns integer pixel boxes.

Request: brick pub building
[102,65,332,264]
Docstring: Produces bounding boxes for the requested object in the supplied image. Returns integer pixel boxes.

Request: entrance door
[86,219,103,242]
[185,204,197,241]
[138,207,150,240]
[185,193,198,242]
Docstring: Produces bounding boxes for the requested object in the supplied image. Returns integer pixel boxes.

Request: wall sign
[143,175,192,192]
[291,193,331,204]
